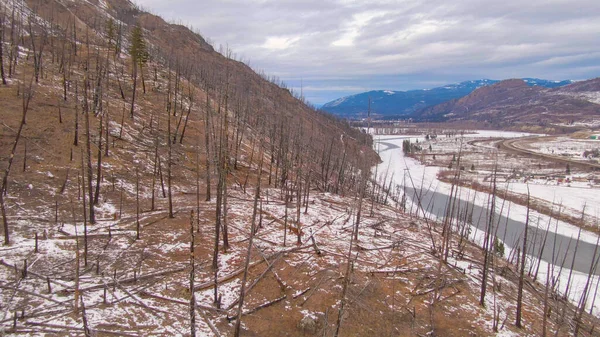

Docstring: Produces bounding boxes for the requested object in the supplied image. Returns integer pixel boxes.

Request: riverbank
[373,132,600,317]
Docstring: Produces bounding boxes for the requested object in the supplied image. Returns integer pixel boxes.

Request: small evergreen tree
[129,24,149,67]
[128,23,149,117]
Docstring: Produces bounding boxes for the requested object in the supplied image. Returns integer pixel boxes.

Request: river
[374,133,600,311]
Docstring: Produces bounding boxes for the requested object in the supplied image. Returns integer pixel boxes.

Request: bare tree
[93,116,103,205]
[27,14,46,83]
[204,86,212,201]
[166,75,174,218]
[1,76,34,245]
[7,1,18,79]
[83,78,96,224]
[0,13,6,85]
[515,186,530,328]
[189,210,196,337]
[574,232,600,335]
[480,164,497,306]
[105,102,110,157]
[73,83,79,146]
[234,139,264,336]
[335,167,368,336]
[136,167,140,240]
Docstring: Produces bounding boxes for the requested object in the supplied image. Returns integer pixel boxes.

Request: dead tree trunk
[93,116,102,205]
[515,186,530,328]
[480,165,497,306]
[221,85,230,251]
[205,88,212,201]
[151,137,158,211]
[0,193,8,246]
[196,135,201,232]
[283,182,288,246]
[80,154,88,267]
[565,227,583,299]
[234,139,264,337]
[295,171,302,245]
[83,79,95,224]
[179,98,193,144]
[574,234,600,336]
[0,15,6,85]
[136,167,140,240]
[211,104,221,306]
[105,103,110,157]
[22,139,26,172]
[1,76,34,245]
[353,170,367,242]
[130,63,137,118]
[167,99,174,218]
[189,210,196,337]
[334,171,366,337]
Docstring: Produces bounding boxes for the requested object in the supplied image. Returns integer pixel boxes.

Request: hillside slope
[415,78,600,132]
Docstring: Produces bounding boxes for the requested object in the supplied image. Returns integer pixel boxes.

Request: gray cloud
[136,0,600,105]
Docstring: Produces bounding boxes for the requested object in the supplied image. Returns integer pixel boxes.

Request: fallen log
[0,308,71,325]
[197,305,221,337]
[139,291,226,313]
[244,294,287,316]
[301,275,332,306]
[256,246,288,290]
[0,281,71,307]
[0,259,72,290]
[225,253,284,311]
[194,245,310,292]
[292,287,311,299]
[368,267,431,275]
[357,241,403,251]
[68,267,186,293]
[24,322,138,337]
[227,295,287,321]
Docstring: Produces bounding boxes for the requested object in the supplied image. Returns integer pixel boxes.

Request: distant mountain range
[416,77,600,129]
[321,78,574,118]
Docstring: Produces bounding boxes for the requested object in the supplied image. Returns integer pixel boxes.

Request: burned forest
[1,0,600,336]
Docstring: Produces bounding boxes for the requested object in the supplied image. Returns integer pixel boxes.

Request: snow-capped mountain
[321,78,573,118]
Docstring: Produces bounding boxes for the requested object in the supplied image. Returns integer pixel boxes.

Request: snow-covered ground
[374,131,600,315]
[499,179,600,222]
[519,136,600,160]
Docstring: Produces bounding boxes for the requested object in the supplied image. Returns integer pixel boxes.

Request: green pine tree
[129,24,149,67]
[128,23,150,117]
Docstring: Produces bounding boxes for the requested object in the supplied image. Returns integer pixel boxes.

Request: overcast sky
[135,0,600,105]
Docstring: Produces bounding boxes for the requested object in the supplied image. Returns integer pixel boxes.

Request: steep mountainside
[415,78,600,131]
[321,78,573,118]
[0,0,382,333]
